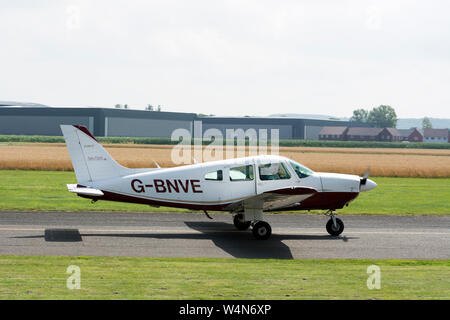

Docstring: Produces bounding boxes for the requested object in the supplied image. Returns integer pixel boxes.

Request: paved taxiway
[0,211,449,259]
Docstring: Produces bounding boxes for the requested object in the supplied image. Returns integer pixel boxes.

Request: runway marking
[0,226,448,236]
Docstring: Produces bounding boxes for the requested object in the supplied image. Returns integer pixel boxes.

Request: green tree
[422,117,433,129]
[350,109,369,123]
[367,105,397,128]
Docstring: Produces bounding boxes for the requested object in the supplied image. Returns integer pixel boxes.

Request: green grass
[0,256,448,299]
[339,176,450,215]
[0,170,187,213]
[1,134,449,149]
[0,170,449,214]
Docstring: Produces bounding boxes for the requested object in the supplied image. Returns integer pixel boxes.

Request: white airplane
[61,125,377,240]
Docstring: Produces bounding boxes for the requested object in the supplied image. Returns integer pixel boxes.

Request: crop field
[0,170,449,214]
[0,143,450,177]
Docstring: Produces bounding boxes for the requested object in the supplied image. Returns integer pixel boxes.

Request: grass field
[1,143,450,177]
[0,170,449,215]
[0,256,448,299]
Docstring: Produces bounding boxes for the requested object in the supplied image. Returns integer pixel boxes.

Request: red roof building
[398,128,423,142]
[378,128,401,142]
[318,126,349,140]
[346,127,383,141]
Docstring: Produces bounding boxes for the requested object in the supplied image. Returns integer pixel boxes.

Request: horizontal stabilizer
[67,184,104,197]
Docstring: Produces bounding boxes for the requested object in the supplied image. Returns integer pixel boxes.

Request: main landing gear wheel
[233,214,251,230]
[326,217,344,236]
[252,221,272,240]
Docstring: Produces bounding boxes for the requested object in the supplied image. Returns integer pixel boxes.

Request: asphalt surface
[0,211,449,259]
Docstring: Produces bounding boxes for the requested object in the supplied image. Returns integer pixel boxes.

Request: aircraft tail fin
[60,125,134,183]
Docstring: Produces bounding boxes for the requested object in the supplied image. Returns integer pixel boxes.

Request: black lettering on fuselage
[130,179,202,194]
[166,179,179,193]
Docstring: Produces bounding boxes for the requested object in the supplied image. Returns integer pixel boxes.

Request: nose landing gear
[325,211,344,236]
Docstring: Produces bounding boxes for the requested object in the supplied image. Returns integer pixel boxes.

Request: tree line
[351,105,434,129]
[350,105,397,128]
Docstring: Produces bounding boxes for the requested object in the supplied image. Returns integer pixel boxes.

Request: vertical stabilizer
[60,125,132,183]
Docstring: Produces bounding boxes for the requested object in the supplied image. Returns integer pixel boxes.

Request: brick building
[398,128,423,142]
[318,126,348,140]
[378,128,401,142]
[346,127,382,141]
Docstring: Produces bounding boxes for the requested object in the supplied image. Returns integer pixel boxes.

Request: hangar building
[0,102,365,140]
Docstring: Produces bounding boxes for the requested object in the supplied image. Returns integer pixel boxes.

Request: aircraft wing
[67,184,104,197]
[226,186,318,212]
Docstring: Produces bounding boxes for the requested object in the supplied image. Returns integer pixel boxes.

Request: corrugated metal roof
[0,101,51,108]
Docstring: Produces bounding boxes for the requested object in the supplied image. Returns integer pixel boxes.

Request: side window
[258,162,291,180]
[204,170,223,181]
[230,165,254,181]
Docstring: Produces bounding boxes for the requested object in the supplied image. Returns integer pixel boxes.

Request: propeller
[360,168,370,187]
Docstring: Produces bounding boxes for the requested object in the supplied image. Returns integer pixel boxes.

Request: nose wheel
[326,214,344,236]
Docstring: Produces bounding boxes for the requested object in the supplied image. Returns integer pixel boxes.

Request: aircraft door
[256,161,293,194]
[228,163,257,200]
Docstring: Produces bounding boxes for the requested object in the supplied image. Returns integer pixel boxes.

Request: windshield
[289,160,314,179]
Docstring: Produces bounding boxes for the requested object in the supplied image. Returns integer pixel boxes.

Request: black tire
[252,221,272,240]
[326,218,344,236]
[233,214,251,230]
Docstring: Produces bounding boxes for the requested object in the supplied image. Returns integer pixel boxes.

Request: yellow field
[0,143,449,177]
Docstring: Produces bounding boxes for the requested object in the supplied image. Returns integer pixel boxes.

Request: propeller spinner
[360,168,370,185]
[359,168,377,192]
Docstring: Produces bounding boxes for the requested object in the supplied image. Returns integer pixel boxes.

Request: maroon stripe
[78,190,231,211]
[73,125,98,142]
[267,187,317,195]
[78,189,359,212]
[271,192,360,211]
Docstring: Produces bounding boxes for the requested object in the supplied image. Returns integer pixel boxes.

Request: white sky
[1,0,449,118]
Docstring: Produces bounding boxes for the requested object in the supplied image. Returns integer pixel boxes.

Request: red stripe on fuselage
[78,190,360,212]
[79,190,230,211]
[271,192,359,211]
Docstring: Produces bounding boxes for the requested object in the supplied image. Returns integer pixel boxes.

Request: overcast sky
[1,0,449,118]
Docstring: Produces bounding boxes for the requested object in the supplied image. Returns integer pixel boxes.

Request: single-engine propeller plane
[61,125,377,240]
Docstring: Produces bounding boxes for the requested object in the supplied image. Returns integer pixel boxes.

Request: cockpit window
[258,162,291,180]
[289,160,314,179]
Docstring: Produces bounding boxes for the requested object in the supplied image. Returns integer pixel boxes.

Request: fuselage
[80,155,376,212]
